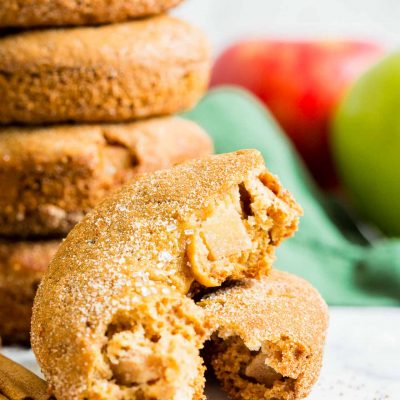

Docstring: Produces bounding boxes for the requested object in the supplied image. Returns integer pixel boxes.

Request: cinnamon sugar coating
[0,0,182,28]
[201,270,329,400]
[0,117,212,237]
[0,16,210,125]
[0,239,60,344]
[31,150,301,400]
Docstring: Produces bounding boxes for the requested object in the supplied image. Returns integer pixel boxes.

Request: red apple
[211,40,384,187]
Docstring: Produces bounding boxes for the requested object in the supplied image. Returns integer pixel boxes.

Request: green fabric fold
[184,87,400,306]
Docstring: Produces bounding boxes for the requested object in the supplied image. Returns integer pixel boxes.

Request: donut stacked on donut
[0,1,212,343]
[32,150,328,400]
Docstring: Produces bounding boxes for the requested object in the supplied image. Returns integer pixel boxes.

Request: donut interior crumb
[206,335,309,400]
[186,173,300,289]
[96,296,209,400]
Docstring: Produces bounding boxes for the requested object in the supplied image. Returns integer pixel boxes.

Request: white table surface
[2,307,399,399]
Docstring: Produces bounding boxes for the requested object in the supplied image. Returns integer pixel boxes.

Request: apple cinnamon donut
[0,239,60,344]
[32,150,301,400]
[0,117,212,237]
[201,270,329,400]
[0,0,182,28]
[0,16,210,125]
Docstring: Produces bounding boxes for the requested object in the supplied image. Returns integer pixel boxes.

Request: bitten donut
[32,150,302,400]
[0,0,182,28]
[201,270,329,400]
[0,239,60,344]
[0,16,210,125]
[0,117,212,237]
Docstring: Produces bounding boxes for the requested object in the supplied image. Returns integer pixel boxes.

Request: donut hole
[204,335,300,399]
[186,175,300,288]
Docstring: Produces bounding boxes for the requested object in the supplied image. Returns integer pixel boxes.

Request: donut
[201,270,329,400]
[0,0,182,28]
[31,150,302,400]
[0,117,212,237]
[0,239,60,344]
[0,16,210,125]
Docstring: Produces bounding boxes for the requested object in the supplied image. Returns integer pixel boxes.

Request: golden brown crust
[31,150,301,400]
[0,16,210,125]
[0,239,60,344]
[0,0,182,28]
[201,270,329,400]
[0,117,212,237]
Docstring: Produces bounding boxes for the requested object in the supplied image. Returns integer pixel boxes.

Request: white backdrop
[174,0,400,54]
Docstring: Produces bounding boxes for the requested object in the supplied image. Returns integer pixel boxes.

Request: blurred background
[177,0,400,237]
[175,0,400,53]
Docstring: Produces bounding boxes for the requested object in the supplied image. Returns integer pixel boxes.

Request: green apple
[333,52,400,236]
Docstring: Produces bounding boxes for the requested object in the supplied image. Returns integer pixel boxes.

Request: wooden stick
[0,354,52,400]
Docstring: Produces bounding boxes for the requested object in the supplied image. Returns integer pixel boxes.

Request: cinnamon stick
[0,354,52,400]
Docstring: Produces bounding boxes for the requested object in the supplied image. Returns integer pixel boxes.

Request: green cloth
[184,87,400,306]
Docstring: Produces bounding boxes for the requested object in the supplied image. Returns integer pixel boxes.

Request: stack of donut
[32,150,329,400]
[0,0,212,344]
